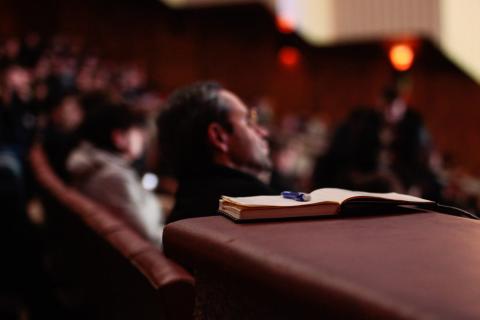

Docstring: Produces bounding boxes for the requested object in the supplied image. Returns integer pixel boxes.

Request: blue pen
[281,191,311,202]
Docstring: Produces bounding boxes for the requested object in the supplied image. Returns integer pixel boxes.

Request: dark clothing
[0,95,37,153]
[389,109,443,201]
[42,125,80,182]
[312,108,390,193]
[167,165,275,223]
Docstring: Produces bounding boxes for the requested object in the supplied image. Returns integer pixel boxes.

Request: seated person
[312,107,401,193]
[158,81,275,223]
[42,94,83,181]
[67,101,164,246]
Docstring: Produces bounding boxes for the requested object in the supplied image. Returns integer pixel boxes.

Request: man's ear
[207,122,229,153]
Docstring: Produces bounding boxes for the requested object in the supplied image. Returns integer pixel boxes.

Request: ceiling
[158,0,480,84]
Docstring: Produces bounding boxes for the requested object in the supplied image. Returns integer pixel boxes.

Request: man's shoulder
[168,167,275,224]
[180,165,275,196]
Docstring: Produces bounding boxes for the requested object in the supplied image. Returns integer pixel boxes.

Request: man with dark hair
[158,81,274,223]
[67,102,164,246]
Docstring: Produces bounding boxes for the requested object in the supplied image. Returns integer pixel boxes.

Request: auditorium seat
[29,143,195,320]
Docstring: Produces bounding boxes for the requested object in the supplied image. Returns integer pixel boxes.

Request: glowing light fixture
[278,46,300,68]
[142,173,159,191]
[276,16,294,33]
[275,0,298,34]
[389,44,415,71]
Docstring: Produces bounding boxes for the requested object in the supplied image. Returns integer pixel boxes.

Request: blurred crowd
[2,32,480,319]
[2,33,480,220]
[0,34,164,318]
[265,89,480,215]
[0,33,161,201]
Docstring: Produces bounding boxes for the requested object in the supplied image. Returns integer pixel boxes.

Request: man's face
[219,89,272,173]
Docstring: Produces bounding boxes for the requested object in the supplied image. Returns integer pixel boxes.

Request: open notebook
[219,188,434,221]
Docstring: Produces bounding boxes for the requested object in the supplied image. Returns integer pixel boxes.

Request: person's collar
[180,163,262,181]
[212,156,264,179]
[81,142,130,167]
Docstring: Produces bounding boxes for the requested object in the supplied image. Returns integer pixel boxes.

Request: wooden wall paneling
[1,0,480,174]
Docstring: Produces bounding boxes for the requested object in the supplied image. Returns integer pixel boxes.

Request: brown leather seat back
[30,143,194,320]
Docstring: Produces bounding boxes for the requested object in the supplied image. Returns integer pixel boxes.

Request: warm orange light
[389,44,414,71]
[278,47,300,68]
[276,16,294,34]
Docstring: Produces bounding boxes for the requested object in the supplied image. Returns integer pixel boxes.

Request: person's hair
[81,100,147,152]
[157,81,233,177]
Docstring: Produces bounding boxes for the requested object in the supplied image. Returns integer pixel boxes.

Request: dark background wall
[2,0,480,174]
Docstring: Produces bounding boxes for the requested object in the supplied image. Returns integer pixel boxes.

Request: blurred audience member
[41,94,83,181]
[268,112,329,192]
[381,86,443,201]
[0,65,37,198]
[20,32,44,68]
[158,81,275,223]
[67,102,164,246]
[313,107,401,192]
[0,38,22,68]
[269,139,297,192]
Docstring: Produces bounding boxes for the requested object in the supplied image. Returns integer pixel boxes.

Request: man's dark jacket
[167,165,275,223]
